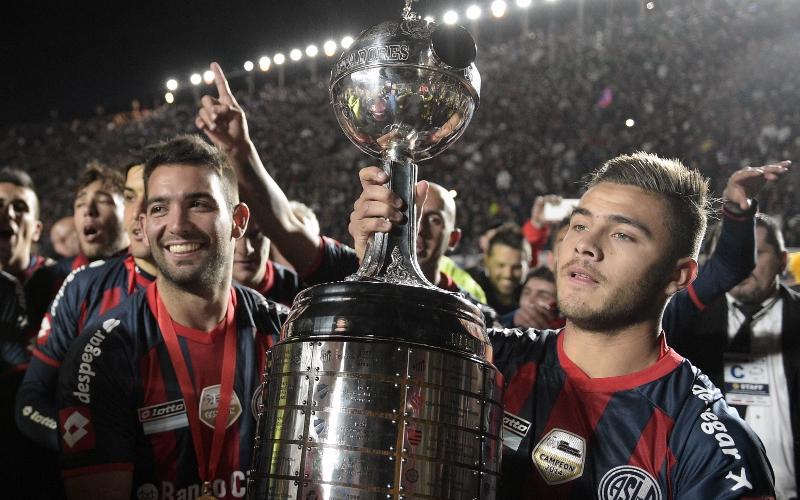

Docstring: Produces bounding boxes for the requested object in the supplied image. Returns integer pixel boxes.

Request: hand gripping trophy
[249,2,502,498]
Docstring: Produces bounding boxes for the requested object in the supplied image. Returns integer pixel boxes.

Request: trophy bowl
[330,18,481,162]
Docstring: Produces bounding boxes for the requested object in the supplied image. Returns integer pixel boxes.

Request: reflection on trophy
[249,2,503,498]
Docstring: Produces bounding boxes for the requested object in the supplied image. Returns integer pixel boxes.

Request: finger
[415,180,429,226]
[358,166,389,189]
[197,107,217,131]
[353,198,405,224]
[200,95,240,123]
[211,62,236,102]
[348,218,393,245]
[195,115,206,131]
[355,184,403,210]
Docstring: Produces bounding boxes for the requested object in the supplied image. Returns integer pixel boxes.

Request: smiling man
[56,136,284,500]
[350,152,776,498]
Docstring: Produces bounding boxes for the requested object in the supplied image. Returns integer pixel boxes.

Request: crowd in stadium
[1,0,800,498]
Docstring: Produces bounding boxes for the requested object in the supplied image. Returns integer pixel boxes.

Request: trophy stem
[352,149,433,288]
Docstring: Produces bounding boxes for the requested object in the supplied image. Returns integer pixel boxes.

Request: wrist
[722,199,756,217]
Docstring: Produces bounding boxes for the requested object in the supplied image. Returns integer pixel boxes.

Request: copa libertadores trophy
[249,2,502,498]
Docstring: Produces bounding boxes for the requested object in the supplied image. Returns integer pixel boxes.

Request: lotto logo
[60,407,95,452]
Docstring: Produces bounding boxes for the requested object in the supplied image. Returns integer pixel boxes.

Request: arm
[17,268,88,449]
[195,63,321,275]
[57,319,136,499]
[664,162,791,337]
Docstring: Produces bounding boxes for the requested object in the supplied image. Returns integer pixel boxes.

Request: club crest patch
[532,428,586,485]
[199,385,242,429]
[597,465,662,500]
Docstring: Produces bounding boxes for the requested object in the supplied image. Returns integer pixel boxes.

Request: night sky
[1,0,462,126]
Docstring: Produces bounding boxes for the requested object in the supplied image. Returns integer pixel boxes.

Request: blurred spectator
[48,216,79,259]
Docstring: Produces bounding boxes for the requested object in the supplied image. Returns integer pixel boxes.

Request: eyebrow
[146,192,217,207]
[571,206,654,239]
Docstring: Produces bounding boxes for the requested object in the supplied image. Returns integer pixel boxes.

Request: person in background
[468,222,530,316]
[49,217,79,259]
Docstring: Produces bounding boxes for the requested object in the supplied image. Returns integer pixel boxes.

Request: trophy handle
[351,151,434,288]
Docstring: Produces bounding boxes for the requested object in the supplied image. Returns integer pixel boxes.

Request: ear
[32,220,43,243]
[138,213,150,247]
[447,227,462,252]
[232,203,250,240]
[663,257,698,296]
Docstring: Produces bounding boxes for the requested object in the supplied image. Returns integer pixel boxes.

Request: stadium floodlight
[166,79,178,91]
[259,56,271,71]
[466,5,481,20]
[646,2,655,9]
[341,36,354,49]
[306,44,319,58]
[448,189,458,199]
[544,0,558,3]
[443,10,458,24]
[190,73,202,85]
[290,49,302,61]
[516,0,532,7]
[323,40,337,57]
[491,0,507,17]
[243,60,254,72]
[274,53,286,65]
[165,92,175,104]
[203,70,214,84]
[625,118,635,128]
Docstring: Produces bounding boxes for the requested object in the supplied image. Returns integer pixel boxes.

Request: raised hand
[194,62,251,160]
[722,161,791,212]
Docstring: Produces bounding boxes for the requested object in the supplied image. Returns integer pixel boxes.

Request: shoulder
[670,366,775,498]
[50,258,123,311]
[488,327,556,371]
[234,285,287,333]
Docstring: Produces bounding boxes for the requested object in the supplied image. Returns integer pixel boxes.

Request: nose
[574,231,603,261]
[165,205,192,236]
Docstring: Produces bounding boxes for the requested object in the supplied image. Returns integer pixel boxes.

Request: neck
[158,276,231,331]
[134,256,158,277]
[562,319,662,378]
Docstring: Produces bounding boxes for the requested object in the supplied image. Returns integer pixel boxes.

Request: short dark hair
[487,222,532,262]
[0,167,39,218]
[76,161,125,197]
[523,265,555,287]
[585,152,709,261]
[755,213,785,254]
[142,135,238,208]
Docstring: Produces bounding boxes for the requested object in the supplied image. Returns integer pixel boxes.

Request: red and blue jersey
[17,254,154,450]
[492,328,775,499]
[250,259,303,307]
[56,283,284,499]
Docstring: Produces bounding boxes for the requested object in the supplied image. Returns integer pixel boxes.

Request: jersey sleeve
[301,236,359,286]
[15,356,60,449]
[0,270,27,343]
[56,316,137,477]
[672,387,775,499]
[488,328,549,377]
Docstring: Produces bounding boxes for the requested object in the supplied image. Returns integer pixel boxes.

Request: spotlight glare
[516,0,532,7]
[290,49,302,61]
[305,44,319,57]
[466,5,481,20]
[274,53,286,65]
[203,70,214,84]
[190,73,202,85]
[443,10,459,24]
[258,56,271,72]
[341,36,354,49]
[323,40,337,56]
[164,92,175,104]
[646,2,655,9]
[166,79,178,91]
[491,0,507,17]
[424,15,435,23]
[243,60,254,72]
[625,118,635,128]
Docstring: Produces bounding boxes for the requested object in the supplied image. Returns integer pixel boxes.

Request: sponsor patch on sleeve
[137,399,189,435]
[502,411,532,451]
[60,407,95,453]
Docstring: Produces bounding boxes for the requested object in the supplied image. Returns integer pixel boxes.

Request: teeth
[168,243,200,254]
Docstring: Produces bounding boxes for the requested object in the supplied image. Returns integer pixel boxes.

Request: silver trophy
[249,2,502,499]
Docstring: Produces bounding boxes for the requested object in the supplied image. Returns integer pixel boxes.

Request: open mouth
[83,224,102,242]
[167,243,201,255]
[568,271,599,284]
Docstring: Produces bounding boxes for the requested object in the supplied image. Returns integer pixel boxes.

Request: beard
[557,257,672,333]
[151,238,231,295]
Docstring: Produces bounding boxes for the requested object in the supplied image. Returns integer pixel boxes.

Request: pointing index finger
[211,62,235,102]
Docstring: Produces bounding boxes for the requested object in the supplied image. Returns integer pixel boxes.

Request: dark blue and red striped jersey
[492,328,775,499]
[56,283,284,499]
[301,235,359,286]
[16,253,155,450]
